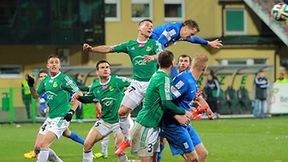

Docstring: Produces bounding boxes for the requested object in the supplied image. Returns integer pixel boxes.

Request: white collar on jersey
[50,72,61,79]
[137,39,148,44]
[100,76,111,85]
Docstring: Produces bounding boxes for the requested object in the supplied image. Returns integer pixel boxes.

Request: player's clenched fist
[83,43,93,53]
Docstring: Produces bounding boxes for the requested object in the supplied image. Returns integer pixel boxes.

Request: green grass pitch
[0,117,287,162]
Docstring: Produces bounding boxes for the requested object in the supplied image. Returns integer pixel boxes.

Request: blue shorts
[160,124,201,155]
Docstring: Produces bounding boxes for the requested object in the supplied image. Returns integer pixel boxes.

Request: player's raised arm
[83,43,113,54]
[26,74,40,99]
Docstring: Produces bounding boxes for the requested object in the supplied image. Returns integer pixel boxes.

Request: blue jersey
[162,70,197,125]
[151,22,208,48]
[39,93,47,112]
[170,66,178,79]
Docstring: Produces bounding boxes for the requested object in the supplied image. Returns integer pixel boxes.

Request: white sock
[101,136,109,155]
[118,154,128,162]
[83,151,93,162]
[119,114,134,140]
[37,149,49,162]
[48,148,63,162]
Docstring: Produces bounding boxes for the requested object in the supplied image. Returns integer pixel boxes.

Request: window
[225,8,246,35]
[131,0,152,21]
[0,66,22,78]
[105,0,120,21]
[219,59,266,65]
[164,0,185,22]
[56,48,71,66]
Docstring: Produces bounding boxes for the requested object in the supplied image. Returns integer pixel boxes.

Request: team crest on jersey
[131,47,135,50]
[53,82,58,88]
[109,86,114,91]
[146,46,152,52]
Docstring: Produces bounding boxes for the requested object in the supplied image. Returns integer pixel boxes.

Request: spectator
[205,70,220,114]
[254,70,269,118]
[21,75,32,119]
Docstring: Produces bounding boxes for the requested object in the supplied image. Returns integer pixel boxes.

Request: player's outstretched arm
[207,39,223,49]
[198,96,214,119]
[83,43,113,54]
[185,37,223,49]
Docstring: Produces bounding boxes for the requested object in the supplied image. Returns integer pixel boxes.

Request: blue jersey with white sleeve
[162,70,197,125]
[151,22,208,48]
[160,70,201,155]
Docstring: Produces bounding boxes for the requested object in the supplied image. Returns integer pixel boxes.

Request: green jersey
[136,70,172,128]
[113,39,162,81]
[37,72,80,118]
[79,75,130,124]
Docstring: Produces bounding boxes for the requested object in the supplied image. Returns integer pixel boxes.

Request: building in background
[0,0,287,91]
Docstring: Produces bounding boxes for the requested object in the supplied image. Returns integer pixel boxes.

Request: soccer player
[151,19,223,49]
[158,54,192,162]
[161,54,214,162]
[24,69,85,159]
[131,50,191,162]
[74,60,131,162]
[27,55,83,162]
[82,18,162,155]
[171,54,192,78]
[93,102,110,159]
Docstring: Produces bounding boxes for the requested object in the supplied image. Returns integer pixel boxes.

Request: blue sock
[157,143,165,162]
[70,131,85,145]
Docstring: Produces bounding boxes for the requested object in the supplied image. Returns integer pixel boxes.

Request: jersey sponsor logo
[133,55,147,66]
[171,86,181,98]
[175,80,184,89]
[101,97,116,107]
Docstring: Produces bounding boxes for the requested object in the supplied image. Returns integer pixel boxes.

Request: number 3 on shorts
[147,143,153,152]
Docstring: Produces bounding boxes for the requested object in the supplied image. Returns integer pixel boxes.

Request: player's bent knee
[118,105,131,117]
[83,141,93,151]
[183,152,198,162]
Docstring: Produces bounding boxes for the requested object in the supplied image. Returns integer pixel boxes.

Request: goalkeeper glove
[64,109,75,121]
[26,74,35,87]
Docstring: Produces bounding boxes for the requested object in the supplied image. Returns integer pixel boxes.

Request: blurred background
[0,0,288,123]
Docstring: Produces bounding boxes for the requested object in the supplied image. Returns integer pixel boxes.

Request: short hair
[48,54,59,60]
[192,54,208,71]
[138,18,153,26]
[96,60,110,70]
[38,69,48,77]
[158,50,174,68]
[178,54,192,64]
[183,19,200,32]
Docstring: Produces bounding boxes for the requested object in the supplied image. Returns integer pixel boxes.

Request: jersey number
[95,121,101,127]
[147,143,153,152]
[41,124,47,132]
